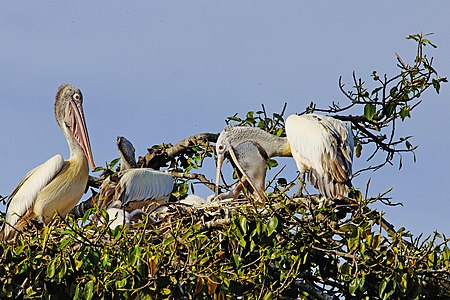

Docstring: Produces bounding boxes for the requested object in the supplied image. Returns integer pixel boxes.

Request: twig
[168,171,215,191]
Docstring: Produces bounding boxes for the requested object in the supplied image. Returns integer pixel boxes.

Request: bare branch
[138,132,219,169]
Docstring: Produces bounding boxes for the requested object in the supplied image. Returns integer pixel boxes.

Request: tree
[0,33,448,299]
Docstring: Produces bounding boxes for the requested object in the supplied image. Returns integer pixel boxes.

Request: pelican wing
[2,155,65,237]
[286,114,353,198]
[116,169,174,205]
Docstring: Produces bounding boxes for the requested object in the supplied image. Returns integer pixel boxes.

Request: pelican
[1,84,95,240]
[215,113,353,200]
[215,140,268,201]
[100,200,146,230]
[97,136,174,212]
[179,194,215,206]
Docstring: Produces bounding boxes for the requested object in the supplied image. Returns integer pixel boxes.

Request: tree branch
[138,133,219,169]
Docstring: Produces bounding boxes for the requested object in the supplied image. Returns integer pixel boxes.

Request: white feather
[104,207,130,229]
[117,169,174,205]
[285,114,353,198]
[3,155,64,235]
[179,194,208,206]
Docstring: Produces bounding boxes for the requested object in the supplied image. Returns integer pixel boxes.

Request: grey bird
[215,113,354,200]
[97,136,173,212]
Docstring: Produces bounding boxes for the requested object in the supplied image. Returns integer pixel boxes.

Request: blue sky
[1,1,449,237]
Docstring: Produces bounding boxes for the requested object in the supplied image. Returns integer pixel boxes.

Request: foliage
[1,195,449,299]
[0,34,448,299]
[306,33,447,175]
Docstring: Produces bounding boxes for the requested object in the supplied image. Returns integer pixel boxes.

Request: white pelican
[97,136,174,212]
[1,84,95,240]
[215,113,353,200]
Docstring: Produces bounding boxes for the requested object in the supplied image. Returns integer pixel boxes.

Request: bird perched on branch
[215,113,353,201]
[97,136,174,212]
[215,140,268,202]
[1,84,95,240]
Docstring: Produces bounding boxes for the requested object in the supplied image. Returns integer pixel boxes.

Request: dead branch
[168,171,215,191]
[138,132,219,169]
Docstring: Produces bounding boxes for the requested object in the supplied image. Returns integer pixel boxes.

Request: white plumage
[285,114,353,198]
[98,136,174,212]
[104,207,131,229]
[115,169,174,210]
[100,200,147,229]
[2,155,64,238]
[1,84,95,240]
[214,113,354,200]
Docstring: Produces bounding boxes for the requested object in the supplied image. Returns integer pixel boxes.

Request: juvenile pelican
[98,136,174,212]
[215,140,268,201]
[1,84,95,240]
[100,200,146,230]
[215,114,353,200]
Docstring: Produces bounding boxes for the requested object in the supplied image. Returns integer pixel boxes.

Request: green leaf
[46,261,56,278]
[25,286,37,297]
[349,278,358,295]
[58,237,71,250]
[163,236,175,247]
[116,278,128,289]
[267,216,278,236]
[379,278,388,298]
[109,157,121,168]
[340,224,357,232]
[385,102,396,118]
[263,291,274,300]
[227,115,242,122]
[57,261,67,281]
[93,166,105,172]
[129,246,141,266]
[348,229,359,252]
[266,158,278,170]
[73,283,81,300]
[364,103,376,121]
[85,280,94,300]
[239,216,248,235]
[399,106,410,121]
[178,183,189,196]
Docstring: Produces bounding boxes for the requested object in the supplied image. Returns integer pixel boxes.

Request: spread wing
[116,169,174,205]
[2,155,65,239]
[285,114,353,198]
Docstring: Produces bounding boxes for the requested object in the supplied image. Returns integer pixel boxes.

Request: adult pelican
[97,136,174,212]
[1,84,95,240]
[215,113,353,200]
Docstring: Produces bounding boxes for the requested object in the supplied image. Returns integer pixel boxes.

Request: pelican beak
[215,154,224,195]
[67,99,95,169]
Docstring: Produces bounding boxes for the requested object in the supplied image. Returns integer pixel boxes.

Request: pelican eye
[73,93,81,101]
[218,145,224,151]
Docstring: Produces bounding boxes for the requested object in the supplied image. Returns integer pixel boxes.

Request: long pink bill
[69,99,95,169]
[215,154,224,195]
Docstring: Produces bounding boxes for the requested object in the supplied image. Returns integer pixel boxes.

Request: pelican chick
[97,136,173,212]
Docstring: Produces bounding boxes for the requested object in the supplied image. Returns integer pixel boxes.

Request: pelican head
[215,126,234,194]
[55,84,95,169]
[116,136,138,170]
